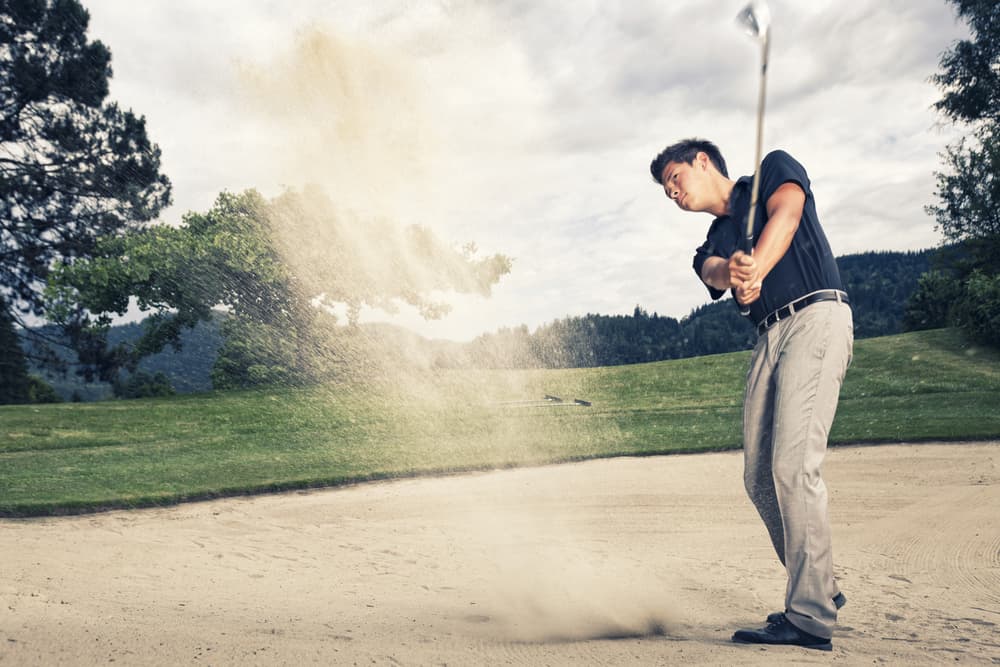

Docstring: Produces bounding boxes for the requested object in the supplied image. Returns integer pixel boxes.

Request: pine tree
[0,295,30,403]
[1,0,171,371]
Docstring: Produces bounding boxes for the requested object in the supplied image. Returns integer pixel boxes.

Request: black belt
[756,290,849,336]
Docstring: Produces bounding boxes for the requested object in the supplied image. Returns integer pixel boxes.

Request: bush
[956,270,1000,347]
[27,376,61,404]
[211,318,311,390]
[113,370,176,399]
[903,270,966,331]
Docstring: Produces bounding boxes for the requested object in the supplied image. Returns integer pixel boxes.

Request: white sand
[2,441,998,665]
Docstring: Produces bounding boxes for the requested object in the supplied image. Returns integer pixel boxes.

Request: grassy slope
[2,329,998,516]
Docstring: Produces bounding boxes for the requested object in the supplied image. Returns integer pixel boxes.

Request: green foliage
[927,0,999,256]
[21,317,223,400]
[47,189,512,389]
[903,270,965,331]
[926,123,1000,262]
[211,318,310,390]
[1,296,60,405]
[111,370,175,399]
[954,270,1000,347]
[35,249,936,393]
[26,375,60,403]
[838,251,932,338]
[921,1,1000,346]
[931,0,1000,125]
[0,295,31,403]
[0,0,171,316]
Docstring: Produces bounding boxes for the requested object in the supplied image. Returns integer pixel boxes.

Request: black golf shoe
[765,591,846,624]
[732,615,832,651]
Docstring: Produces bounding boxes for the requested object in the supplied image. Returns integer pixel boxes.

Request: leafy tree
[26,374,59,402]
[111,369,174,399]
[919,0,1000,345]
[45,190,291,383]
[1,0,171,374]
[47,188,512,388]
[931,0,1000,125]
[926,123,1000,268]
[903,269,965,331]
[954,270,1000,347]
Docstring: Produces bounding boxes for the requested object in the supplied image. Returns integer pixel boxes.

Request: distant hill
[451,249,934,368]
[22,316,224,401]
[23,249,935,397]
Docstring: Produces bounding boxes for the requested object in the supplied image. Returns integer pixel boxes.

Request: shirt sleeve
[692,218,731,301]
[759,150,810,204]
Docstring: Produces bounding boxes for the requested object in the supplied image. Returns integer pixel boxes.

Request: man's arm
[748,181,805,286]
[700,181,805,304]
[700,255,737,292]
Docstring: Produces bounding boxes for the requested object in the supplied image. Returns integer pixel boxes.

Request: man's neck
[707,177,737,218]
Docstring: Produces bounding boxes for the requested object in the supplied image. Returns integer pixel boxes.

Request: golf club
[735,0,771,316]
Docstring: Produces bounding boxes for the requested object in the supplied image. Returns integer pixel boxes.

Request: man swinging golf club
[647,1,853,652]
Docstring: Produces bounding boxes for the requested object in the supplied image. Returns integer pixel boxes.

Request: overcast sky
[83,0,970,341]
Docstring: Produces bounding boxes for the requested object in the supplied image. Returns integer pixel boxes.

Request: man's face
[660,153,711,213]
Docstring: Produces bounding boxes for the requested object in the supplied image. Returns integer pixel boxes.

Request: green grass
[2,328,998,516]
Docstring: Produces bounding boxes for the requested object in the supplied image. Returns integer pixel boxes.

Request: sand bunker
[2,441,998,665]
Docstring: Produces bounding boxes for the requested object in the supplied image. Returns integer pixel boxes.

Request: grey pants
[742,300,854,639]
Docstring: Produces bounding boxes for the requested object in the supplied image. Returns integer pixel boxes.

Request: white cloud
[82,0,970,341]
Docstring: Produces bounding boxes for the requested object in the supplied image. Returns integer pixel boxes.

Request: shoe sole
[732,636,833,651]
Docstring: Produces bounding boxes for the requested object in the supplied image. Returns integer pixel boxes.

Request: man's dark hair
[649,138,728,183]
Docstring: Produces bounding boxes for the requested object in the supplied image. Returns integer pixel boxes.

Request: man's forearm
[701,256,732,291]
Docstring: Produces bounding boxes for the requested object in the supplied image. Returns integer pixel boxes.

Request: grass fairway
[2,328,998,516]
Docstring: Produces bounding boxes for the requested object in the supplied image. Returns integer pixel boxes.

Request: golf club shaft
[743,38,769,254]
[740,32,770,316]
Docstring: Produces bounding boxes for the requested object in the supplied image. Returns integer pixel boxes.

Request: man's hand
[729,251,761,306]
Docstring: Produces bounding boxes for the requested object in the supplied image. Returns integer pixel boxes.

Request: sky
[82,0,971,342]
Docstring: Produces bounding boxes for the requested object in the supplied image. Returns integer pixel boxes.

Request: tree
[0,292,59,403]
[47,188,512,388]
[927,0,1000,257]
[954,270,1000,347]
[931,0,1000,126]
[903,270,965,331]
[926,123,1000,268]
[1,0,171,368]
[916,0,1000,346]
[111,369,174,399]
[0,294,31,402]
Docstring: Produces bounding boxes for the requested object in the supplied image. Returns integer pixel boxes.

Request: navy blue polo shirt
[692,150,844,324]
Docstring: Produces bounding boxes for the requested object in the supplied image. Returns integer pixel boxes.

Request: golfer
[650,138,853,651]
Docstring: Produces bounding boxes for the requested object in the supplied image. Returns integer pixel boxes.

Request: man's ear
[695,151,709,170]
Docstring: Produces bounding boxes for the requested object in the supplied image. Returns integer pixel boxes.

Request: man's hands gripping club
[701,252,762,307]
[699,181,807,310]
[730,251,762,306]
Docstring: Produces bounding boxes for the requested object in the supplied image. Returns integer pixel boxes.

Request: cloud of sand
[451,480,678,644]
[235,27,436,222]
[484,542,674,643]
[232,24,521,353]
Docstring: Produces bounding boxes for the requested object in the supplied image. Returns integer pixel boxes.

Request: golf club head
[736,0,771,41]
